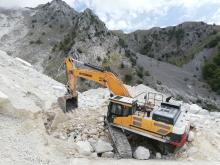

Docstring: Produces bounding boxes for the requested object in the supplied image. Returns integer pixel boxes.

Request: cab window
[110,103,131,116]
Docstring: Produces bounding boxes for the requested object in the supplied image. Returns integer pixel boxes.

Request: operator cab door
[107,101,136,123]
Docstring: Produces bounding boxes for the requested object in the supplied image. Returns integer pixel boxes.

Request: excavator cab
[107,96,138,122]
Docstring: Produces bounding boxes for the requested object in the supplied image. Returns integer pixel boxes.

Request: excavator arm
[65,57,131,97]
[60,57,131,112]
[76,69,131,96]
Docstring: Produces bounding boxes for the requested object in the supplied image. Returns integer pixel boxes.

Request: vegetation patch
[53,31,76,53]
[124,74,132,83]
[171,32,220,66]
[118,38,127,48]
[140,40,153,55]
[102,52,121,69]
[168,27,185,46]
[205,36,220,48]
[202,43,220,94]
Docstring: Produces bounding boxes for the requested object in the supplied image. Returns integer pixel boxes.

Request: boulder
[101,151,114,158]
[133,146,150,160]
[189,104,202,114]
[94,139,113,153]
[156,152,162,159]
[187,131,195,142]
[76,141,93,156]
[198,109,209,115]
[88,138,97,148]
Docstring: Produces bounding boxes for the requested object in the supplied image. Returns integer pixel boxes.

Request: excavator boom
[59,57,131,112]
[73,69,130,97]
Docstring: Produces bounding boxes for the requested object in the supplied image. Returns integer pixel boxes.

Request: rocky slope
[114,24,220,110]
[114,22,218,65]
[0,0,132,88]
[0,0,220,109]
[0,50,220,164]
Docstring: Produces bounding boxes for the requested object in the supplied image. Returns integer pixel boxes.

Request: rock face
[0,50,66,118]
[115,22,215,65]
[94,139,113,154]
[133,146,150,160]
[0,0,132,90]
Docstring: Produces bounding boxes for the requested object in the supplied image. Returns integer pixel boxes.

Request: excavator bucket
[58,94,78,113]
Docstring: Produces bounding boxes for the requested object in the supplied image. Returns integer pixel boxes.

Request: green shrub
[120,62,124,68]
[118,38,126,48]
[138,66,143,72]
[137,71,143,78]
[35,39,42,44]
[77,48,83,53]
[137,66,144,78]
[184,77,188,81]
[175,29,185,46]
[124,74,132,83]
[205,36,220,48]
[202,60,220,94]
[140,41,152,55]
[136,79,143,84]
[196,99,202,104]
[213,55,220,66]
[130,57,136,66]
[208,68,220,91]
[202,63,217,79]
[58,32,76,53]
[32,20,37,23]
[167,28,184,45]
[29,41,34,44]
[97,56,101,62]
[144,70,150,76]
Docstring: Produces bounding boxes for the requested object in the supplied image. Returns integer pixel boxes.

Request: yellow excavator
[59,57,190,157]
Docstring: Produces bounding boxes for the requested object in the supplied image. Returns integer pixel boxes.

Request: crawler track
[108,126,132,158]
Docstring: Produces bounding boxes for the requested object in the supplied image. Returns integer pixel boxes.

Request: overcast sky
[0,0,220,32]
